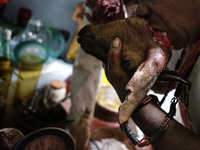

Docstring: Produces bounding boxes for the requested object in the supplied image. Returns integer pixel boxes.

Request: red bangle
[120,95,179,147]
[138,96,178,147]
[134,94,159,112]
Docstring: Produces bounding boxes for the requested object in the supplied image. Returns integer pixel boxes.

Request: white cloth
[90,138,129,150]
[180,56,200,133]
[167,46,200,133]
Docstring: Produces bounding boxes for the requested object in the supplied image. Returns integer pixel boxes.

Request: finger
[104,38,131,101]
[107,37,123,70]
[105,37,127,84]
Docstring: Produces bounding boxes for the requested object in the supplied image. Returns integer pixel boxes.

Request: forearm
[131,102,200,150]
[103,37,200,149]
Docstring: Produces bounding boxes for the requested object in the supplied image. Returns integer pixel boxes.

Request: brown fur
[78,17,170,76]
[78,17,172,124]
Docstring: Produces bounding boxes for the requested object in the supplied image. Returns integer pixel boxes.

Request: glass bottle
[20,18,52,46]
[0,28,3,47]
[0,29,12,59]
[0,29,13,102]
[0,79,6,125]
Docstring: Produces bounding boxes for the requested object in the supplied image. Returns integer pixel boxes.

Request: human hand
[103,37,131,101]
[104,37,170,124]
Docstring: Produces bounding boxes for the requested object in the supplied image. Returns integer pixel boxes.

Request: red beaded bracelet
[137,96,178,147]
[120,92,179,147]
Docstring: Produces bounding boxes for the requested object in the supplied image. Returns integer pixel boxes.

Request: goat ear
[118,47,169,124]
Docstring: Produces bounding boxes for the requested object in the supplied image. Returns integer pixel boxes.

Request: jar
[49,80,67,103]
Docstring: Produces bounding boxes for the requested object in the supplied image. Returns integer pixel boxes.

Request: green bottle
[0,29,12,59]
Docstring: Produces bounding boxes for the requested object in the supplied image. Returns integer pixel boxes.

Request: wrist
[123,95,179,147]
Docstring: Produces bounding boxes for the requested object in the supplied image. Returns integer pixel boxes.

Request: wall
[3,0,84,56]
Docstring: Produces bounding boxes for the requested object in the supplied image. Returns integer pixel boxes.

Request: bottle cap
[50,80,67,89]
[3,29,12,40]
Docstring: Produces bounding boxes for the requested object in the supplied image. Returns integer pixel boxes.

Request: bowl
[14,127,75,150]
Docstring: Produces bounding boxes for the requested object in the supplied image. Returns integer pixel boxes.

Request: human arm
[104,38,200,150]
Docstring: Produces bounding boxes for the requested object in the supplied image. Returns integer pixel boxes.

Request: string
[161,40,200,105]
[177,40,200,79]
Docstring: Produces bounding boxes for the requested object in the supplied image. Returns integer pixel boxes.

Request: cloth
[167,42,200,133]
[90,138,129,150]
[179,56,200,133]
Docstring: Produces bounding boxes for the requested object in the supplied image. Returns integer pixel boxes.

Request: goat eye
[122,59,132,69]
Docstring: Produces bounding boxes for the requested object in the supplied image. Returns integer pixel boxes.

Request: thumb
[107,37,122,70]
